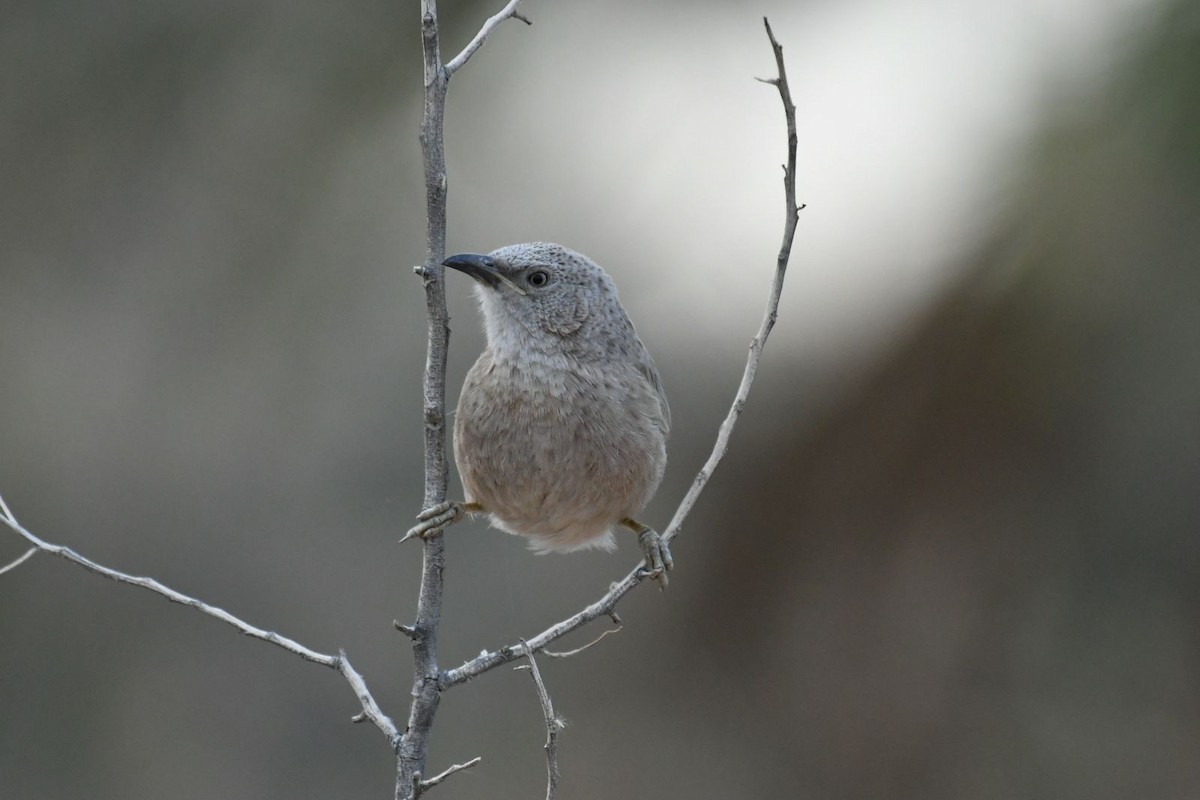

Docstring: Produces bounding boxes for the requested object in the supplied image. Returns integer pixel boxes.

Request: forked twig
[445,0,532,76]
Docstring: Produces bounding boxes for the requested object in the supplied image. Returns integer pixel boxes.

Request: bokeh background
[2,0,1197,798]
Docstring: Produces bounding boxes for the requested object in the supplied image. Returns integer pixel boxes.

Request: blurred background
[2,0,1197,797]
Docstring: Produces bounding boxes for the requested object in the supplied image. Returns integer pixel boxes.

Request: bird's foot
[401,501,481,543]
[622,518,673,590]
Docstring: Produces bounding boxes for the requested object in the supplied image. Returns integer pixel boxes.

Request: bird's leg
[401,501,483,543]
[620,517,673,590]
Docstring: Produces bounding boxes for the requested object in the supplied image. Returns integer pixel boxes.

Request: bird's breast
[453,353,667,552]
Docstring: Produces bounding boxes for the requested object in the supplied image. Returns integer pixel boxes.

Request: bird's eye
[527,270,550,288]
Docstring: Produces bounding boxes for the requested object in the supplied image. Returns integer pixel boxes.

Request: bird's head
[444,242,634,361]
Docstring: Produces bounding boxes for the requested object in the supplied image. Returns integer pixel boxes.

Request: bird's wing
[636,347,671,438]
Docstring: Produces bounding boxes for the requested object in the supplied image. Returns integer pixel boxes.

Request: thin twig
[0,490,17,524]
[543,620,623,659]
[0,511,401,746]
[0,547,36,575]
[518,644,562,800]
[441,17,801,689]
[441,569,638,687]
[663,16,799,547]
[444,0,532,77]
[418,756,483,793]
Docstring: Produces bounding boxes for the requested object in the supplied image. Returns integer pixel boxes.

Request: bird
[405,242,673,586]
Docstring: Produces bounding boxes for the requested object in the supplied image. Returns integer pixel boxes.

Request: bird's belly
[454,379,665,553]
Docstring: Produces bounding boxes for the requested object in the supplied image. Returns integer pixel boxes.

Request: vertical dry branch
[402,2,529,797]
[400,3,451,798]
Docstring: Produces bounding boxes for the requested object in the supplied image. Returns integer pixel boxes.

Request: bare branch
[517,645,562,800]
[444,0,532,77]
[336,650,402,742]
[0,490,17,524]
[442,568,640,687]
[441,17,801,689]
[399,1,455,794]
[417,756,483,794]
[0,547,37,576]
[401,0,533,791]
[0,511,400,746]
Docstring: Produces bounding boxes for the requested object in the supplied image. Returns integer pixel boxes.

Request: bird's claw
[401,501,466,543]
[637,528,673,590]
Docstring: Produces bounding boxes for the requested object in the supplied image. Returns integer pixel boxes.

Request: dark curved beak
[443,253,501,289]
[443,253,526,295]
